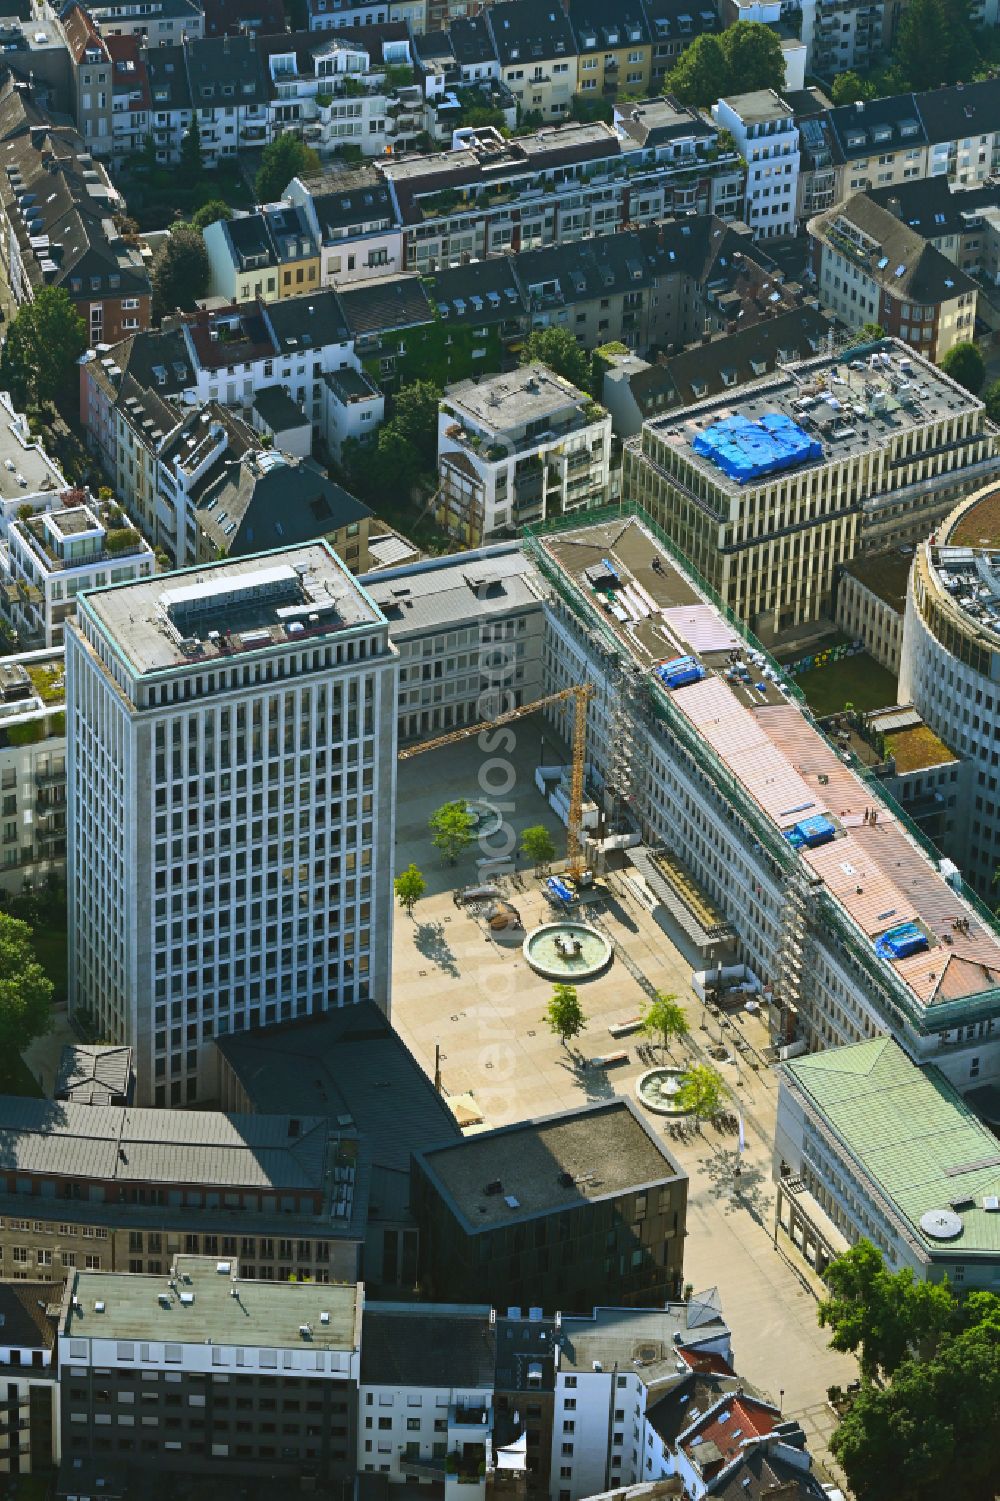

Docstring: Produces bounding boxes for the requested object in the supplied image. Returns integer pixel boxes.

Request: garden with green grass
[793,653,899,718]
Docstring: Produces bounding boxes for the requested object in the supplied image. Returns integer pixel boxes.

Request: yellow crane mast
[398,683,594,875]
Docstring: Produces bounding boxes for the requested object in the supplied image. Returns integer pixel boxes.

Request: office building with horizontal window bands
[56,1256,362,1487]
[622,337,999,640]
[66,543,398,1105]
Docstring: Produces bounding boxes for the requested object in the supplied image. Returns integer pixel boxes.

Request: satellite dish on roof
[919,1209,963,1240]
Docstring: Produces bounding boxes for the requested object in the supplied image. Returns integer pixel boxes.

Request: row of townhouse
[331,0,723,117]
[78,286,420,563]
[201,98,743,292]
[80,212,820,550]
[13,1253,824,1501]
[39,0,728,161]
[0,78,151,342]
[794,75,1000,222]
[114,24,435,168]
[202,203,801,354]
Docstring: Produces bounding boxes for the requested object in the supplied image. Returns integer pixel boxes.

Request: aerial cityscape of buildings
[2,0,1000,1495]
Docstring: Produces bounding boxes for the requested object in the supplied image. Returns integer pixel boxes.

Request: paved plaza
[392,719,856,1490]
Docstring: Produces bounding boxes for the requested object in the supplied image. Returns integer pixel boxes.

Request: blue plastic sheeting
[654,655,706,690]
[547,877,574,904]
[601,557,620,579]
[692,412,823,484]
[875,922,928,960]
[785,813,836,850]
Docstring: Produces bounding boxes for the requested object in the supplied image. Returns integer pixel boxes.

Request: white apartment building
[0,648,67,892]
[437,365,611,546]
[0,497,155,648]
[0,390,66,534]
[359,1302,496,1501]
[712,90,800,240]
[66,545,399,1105]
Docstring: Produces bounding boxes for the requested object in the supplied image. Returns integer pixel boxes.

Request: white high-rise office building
[66,544,398,1106]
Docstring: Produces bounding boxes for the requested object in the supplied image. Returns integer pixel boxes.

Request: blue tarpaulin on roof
[784,813,837,849]
[692,412,823,484]
[654,655,705,690]
[875,922,928,960]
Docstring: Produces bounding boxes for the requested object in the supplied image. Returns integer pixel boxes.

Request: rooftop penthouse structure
[66,544,398,1105]
[527,505,1000,1094]
[623,338,999,640]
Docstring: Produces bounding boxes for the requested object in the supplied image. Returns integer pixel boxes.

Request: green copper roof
[784,1038,1000,1258]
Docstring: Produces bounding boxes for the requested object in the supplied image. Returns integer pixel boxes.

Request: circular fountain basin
[636,1067,689,1116]
[522,922,612,980]
[465,800,503,839]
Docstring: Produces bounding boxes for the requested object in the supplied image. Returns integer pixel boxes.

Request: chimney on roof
[887,195,902,219]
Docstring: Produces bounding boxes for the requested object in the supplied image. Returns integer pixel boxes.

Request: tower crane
[398,683,594,875]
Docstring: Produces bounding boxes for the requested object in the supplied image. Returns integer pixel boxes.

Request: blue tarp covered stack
[875,921,929,960]
[784,813,837,849]
[692,412,823,484]
[654,655,706,690]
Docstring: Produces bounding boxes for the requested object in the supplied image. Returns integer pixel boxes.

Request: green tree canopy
[666,23,783,109]
[640,992,688,1058]
[429,801,476,865]
[0,910,53,1079]
[818,1240,955,1384]
[255,133,321,204]
[179,115,204,183]
[829,1285,1000,1501]
[982,377,1000,425]
[343,378,442,504]
[545,982,586,1048]
[190,199,234,232]
[390,379,443,471]
[520,825,556,871]
[939,340,985,395]
[393,863,427,915]
[0,286,87,408]
[676,1063,724,1128]
[522,326,591,392]
[721,22,786,95]
[152,224,210,317]
[830,71,876,105]
[665,32,729,108]
[893,0,979,87]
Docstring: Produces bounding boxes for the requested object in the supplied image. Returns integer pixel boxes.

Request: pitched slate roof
[196,448,370,556]
[0,79,149,303]
[812,193,977,304]
[336,272,433,334]
[485,0,577,67]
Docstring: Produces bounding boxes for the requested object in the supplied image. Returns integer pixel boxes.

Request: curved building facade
[899,485,1000,896]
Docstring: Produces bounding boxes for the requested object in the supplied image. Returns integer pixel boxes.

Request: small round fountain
[464,800,503,839]
[636,1067,689,1116]
[522,922,612,980]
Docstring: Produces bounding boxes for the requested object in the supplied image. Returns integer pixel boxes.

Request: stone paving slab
[392,727,857,1492]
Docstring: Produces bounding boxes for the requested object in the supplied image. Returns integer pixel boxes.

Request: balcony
[450,1404,490,1431]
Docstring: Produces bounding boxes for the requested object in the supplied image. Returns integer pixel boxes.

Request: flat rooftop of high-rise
[79,542,386,677]
[643,339,981,498]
